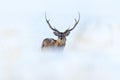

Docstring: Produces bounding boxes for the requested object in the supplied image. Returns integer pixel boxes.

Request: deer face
[53,30,70,40]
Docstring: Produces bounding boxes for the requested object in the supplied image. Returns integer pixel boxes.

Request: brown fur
[41,38,66,49]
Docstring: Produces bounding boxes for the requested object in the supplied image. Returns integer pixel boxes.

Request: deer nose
[60,37,62,40]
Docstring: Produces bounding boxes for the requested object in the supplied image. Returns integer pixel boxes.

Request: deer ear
[53,31,59,36]
[64,31,70,36]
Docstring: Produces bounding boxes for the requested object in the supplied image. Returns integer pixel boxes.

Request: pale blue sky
[0,0,120,16]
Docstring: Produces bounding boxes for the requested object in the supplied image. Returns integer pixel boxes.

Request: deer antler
[45,13,59,32]
[68,12,80,31]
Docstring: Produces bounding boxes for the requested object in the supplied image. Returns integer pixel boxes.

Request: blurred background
[0,0,120,80]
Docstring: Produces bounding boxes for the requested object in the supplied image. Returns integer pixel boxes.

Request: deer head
[45,13,80,40]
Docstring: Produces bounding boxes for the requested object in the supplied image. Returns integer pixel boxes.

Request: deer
[41,13,80,52]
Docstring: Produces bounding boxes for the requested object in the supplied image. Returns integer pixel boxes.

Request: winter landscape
[0,0,120,80]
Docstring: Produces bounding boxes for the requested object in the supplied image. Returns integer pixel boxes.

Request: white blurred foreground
[0,17,120,80]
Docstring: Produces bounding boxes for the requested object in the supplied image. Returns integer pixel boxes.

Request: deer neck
[54,38,66,46]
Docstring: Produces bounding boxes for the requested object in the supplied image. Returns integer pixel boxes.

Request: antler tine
[68,12,80,31]
[45,13,59,32]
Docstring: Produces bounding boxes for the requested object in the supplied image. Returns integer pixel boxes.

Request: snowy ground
[0,0,120,80]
